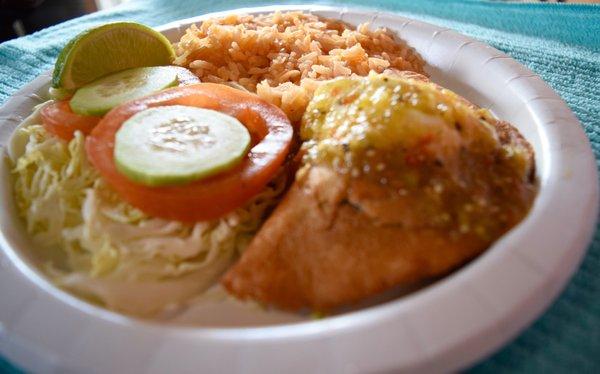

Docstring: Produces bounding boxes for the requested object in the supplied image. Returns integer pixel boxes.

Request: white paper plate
[0,5,598,373]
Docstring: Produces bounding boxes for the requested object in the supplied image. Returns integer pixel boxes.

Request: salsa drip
[301,73,537,240]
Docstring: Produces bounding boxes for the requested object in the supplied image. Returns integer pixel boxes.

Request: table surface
[0,0,598,372]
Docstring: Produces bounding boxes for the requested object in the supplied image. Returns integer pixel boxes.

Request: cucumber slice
[70,66,179,116]
[114,105,251,187]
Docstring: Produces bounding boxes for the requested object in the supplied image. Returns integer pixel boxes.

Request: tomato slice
[41,68,199,141]
[41,101,101,141]
[86,83,293,222]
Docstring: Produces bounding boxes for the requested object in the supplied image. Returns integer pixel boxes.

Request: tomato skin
[40,101,101,140]
[86,83,293,222]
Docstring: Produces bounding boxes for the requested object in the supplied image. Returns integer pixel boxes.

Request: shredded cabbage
[11,114,286,317]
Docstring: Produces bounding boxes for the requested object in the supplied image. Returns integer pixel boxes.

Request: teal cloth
[0,0,599,372]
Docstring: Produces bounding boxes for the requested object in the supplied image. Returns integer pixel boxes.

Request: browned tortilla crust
[223,165,495,311]
[222,74,536,311]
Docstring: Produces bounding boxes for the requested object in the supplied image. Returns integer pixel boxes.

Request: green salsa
[301,73,536,240]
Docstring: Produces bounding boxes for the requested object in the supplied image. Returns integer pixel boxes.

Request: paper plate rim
[0,4,597,373]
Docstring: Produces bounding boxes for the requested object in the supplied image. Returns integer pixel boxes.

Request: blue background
[0,0,598,372]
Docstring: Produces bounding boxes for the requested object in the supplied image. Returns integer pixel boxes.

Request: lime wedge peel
[52,22,176,90]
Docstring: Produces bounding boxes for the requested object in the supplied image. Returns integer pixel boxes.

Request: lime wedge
[52,22,175,90]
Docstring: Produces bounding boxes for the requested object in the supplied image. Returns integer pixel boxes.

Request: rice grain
[174,11,426,123]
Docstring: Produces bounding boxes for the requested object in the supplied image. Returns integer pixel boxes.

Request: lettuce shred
[12,121,286,317]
